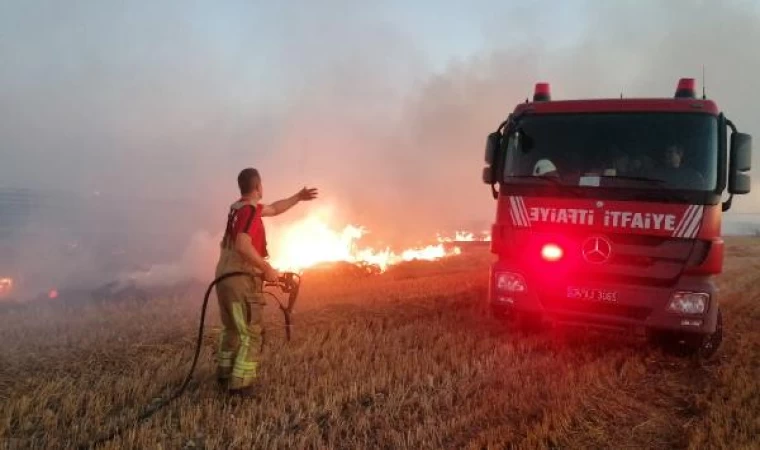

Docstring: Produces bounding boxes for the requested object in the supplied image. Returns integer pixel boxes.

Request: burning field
[102,211,485,299]
[264,213,475,273]
[0,237,758,449]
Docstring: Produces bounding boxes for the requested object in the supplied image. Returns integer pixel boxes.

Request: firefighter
[660,144,705,189]
[664,144,684,169]
[214,167,317,396]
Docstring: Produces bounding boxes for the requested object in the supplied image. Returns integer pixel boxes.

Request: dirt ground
[1,238,759,449]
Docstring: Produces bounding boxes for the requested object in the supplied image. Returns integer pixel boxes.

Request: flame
[267,213,461,272]
[0,277,13,297]
[437,230,492,242]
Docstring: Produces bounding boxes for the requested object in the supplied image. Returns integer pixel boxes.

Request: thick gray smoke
[254,0,760,242]
[2,1,759,295]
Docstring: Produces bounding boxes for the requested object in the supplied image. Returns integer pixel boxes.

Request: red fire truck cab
[482,79,752,357]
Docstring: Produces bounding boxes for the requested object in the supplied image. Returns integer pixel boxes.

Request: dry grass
[1,240,759,449]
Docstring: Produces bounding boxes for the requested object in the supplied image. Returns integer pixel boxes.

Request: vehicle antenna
[702,65,707,99]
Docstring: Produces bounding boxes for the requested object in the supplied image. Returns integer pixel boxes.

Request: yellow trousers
[215,274,264,390]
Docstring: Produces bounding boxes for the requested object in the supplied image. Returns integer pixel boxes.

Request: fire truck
[482,78,752,357]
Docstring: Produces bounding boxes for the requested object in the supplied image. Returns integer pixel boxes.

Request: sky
[0,0,586,199]
[2,0,760,292]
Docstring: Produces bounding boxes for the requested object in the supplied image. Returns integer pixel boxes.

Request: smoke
[2,1,760,293]
[257,0,760,244]
[118,231,220,288]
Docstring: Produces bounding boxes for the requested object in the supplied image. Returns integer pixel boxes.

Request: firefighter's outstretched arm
[261,187,318,217]
[235,232,279,281]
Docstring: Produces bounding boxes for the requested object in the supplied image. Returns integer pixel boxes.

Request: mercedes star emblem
[582,236,612,264]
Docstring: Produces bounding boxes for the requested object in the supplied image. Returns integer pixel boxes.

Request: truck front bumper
[488,261,720,335]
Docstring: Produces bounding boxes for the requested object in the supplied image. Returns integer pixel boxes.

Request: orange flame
[268,213,461,272]
[437,230,492,242]
[0,277,13,297]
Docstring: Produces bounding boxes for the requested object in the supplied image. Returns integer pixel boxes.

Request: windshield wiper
[598,175,667,185]
[506,175,565,186]
[617,190,692,203]
[505,175,587,196]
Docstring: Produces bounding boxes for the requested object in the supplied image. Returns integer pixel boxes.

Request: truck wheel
[515,311,545,334]
[490,304,512,322]
[649,309,723,359]
[490,305,545,334]
[695,308,723,359]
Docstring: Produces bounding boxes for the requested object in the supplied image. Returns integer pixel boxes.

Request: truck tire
[515,311,545,334]
[490,306,544,334]
[649,309,723,359]
[490,304,512,322]
[693,308,723,359]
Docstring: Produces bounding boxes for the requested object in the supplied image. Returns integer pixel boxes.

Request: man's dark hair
[237,168,261,195]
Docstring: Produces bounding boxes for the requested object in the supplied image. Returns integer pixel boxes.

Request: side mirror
[729,173,751,195]
[482,166,496,184]
[729,132,752,195]
[484,132,501,165]
[483,131,502,186]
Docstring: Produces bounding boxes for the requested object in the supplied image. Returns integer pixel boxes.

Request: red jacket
[221,200,268,258]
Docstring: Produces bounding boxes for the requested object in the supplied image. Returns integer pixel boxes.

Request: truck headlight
[495,272,527,293]
[667,291,709,315]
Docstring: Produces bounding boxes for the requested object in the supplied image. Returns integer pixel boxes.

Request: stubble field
[1,238,759,449]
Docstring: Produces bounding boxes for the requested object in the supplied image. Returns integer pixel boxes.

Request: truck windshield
[503,113,718,193]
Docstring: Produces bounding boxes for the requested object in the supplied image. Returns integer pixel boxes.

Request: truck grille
[582,232,691,285]
[517,229,696,286]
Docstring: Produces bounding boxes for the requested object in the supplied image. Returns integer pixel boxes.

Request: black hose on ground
[79,270,298,449]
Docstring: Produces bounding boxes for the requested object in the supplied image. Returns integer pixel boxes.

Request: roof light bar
[533,82,551,101]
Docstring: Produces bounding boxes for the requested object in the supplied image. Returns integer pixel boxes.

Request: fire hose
[79,270,301,449]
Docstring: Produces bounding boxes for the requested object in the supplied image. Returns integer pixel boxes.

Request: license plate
[566,286,618,303]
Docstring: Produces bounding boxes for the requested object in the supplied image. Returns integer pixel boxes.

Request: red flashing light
[533,82,551,101]
[675,78,696,98]
[541,243,563,262]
